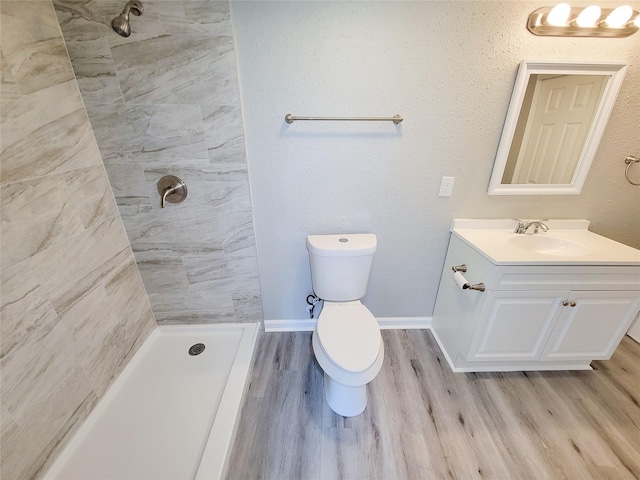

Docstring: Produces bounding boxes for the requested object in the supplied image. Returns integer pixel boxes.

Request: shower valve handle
[157,175,187,208]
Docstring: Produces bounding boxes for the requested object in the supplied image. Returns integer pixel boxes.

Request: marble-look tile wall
[53,0,263,324]
[0,1,156,478]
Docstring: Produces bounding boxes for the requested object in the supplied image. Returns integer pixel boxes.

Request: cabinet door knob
[562,301,569,306]
[570,302,577,307]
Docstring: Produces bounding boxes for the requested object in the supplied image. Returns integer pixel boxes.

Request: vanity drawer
[487,265,640,291]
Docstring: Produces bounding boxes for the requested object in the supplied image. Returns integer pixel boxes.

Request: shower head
[111,14,131,37]
[111,0,143,37]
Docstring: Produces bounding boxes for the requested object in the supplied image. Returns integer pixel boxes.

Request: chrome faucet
[523,221,549,234]
[514,219,549,234]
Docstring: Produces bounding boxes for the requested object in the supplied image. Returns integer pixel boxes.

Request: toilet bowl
[306,233,384,417]
[312,301,384,416]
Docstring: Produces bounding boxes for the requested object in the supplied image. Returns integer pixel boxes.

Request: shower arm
[123,0,143,17]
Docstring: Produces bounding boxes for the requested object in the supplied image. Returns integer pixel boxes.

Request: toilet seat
[316,301,381,373]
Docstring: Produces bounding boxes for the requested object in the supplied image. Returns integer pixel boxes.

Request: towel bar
[284,114,403,124]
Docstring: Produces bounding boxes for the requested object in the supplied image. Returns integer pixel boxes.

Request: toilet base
[323,372,368,417]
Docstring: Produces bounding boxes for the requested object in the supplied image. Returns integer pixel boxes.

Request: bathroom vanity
[431,219,640,372]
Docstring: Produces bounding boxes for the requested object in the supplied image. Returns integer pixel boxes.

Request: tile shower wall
[53,0,262,324]
[0,1,156,478]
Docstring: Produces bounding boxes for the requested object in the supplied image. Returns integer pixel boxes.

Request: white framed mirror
[488,61,627,195]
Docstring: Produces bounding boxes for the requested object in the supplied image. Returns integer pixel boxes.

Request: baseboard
[378,317,431,330]
[264,319,316,332]
[264,317,431,332]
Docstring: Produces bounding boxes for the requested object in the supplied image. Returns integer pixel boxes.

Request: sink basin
[508,235,594,257]
[449,219,640,265]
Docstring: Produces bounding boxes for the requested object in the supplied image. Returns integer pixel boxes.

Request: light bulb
[575,5,601,27]
[547,3,572,26]
[634,14,640,28]
[605,5,632,27]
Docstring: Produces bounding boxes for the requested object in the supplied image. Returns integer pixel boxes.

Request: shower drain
[188,343,205,356]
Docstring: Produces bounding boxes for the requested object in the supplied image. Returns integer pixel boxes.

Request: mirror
[488,61,627,195]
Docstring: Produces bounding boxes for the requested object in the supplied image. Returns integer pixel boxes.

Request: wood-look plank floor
[226,330,640,480]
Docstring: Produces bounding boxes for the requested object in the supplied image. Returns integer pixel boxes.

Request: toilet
[306,233,385,417]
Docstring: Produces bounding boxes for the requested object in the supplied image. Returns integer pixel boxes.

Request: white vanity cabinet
[431,221,640,372]
[464,289,640,365]
[540,290,640,361]
[464,290,566,362]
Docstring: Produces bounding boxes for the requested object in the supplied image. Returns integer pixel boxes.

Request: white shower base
[44,323,259,480]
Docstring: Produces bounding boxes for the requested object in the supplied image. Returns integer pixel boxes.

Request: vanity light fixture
[604,4,633,27]
[547,2,572,25]
[575,5,601,27]
[528,3,640,37]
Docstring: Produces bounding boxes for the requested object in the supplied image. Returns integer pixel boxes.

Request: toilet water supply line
[306,294,321,318]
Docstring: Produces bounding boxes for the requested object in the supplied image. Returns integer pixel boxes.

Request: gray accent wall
[232,1,640,322]
[53,0,262,324]
[0,1,156,478]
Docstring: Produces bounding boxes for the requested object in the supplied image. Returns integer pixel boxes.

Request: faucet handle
[513,218,526,234]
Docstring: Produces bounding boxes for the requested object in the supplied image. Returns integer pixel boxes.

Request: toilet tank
[306,234,377,301]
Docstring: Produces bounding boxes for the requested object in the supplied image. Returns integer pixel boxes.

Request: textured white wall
[231,1,640,321]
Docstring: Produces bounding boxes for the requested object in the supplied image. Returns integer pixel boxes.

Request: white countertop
[451,219,640,266]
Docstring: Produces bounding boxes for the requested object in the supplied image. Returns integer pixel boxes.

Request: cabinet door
[465,291,567,362]
[541,291,640,361]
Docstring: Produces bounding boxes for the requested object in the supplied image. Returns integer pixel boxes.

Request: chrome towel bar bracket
[284,114,403,124]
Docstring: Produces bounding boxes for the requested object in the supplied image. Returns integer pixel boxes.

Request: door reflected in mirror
[488,61,627,195]
[502,73,608,185]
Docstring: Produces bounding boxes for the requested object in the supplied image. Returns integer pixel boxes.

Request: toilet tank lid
[307,234,377,257]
